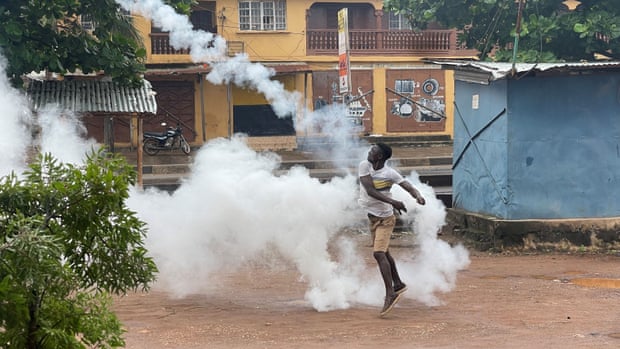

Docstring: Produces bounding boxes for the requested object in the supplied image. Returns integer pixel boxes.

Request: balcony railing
[307,29,476,56]
[150,33,244,56]
[150,29,477,57]
[151,33,189,55]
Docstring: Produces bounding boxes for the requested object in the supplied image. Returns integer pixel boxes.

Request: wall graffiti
[386,70,446,132]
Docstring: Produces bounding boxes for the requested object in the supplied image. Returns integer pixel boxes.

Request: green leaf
[574,22,588,33]
[5,22,22,38]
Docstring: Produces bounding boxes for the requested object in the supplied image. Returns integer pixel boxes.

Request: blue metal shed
[442,61,620,220]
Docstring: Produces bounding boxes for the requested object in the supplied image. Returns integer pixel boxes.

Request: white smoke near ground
[394,172,471,306]
[126,135,365,309]
[126,135,470,311]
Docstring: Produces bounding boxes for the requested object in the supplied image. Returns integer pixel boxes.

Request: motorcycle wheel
[180,139,191,155]
[143,138,160,155]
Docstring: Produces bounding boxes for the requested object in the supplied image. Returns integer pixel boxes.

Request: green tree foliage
[0,150,157,349]
[0,0,195,87]
[384,0,620,62]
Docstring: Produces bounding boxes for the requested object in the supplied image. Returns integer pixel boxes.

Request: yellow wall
[372,67,387,134]
[202,81,231,139]
[443,69,455,138]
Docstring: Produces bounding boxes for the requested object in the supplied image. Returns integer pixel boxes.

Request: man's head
[376,143,392,160]
[367,143,393,164]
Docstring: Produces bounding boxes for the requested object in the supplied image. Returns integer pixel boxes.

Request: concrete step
[277,156,452,170]
[297,135,453,151]
[142,163,189,175]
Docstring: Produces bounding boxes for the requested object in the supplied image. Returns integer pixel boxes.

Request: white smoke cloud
[295,103,368,167]
[126,136,469,311]
[37,106,99,164]
[125,135,364,306]
[0,55,32,177]
[0,0,471,313]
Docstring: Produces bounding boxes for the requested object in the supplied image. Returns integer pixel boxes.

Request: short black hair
[376,143,392,160]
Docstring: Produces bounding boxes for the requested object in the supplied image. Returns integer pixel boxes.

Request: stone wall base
[445,208,620,252]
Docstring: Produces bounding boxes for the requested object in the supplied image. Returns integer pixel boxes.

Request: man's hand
[392,200,407,214]
[416,196,426,205]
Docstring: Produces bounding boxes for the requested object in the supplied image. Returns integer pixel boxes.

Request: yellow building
[133,0,477,150]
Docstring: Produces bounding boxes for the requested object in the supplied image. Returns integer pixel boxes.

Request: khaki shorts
[368,214,396,252]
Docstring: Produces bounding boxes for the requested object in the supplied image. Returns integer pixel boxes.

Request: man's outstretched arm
[399,180,426,206]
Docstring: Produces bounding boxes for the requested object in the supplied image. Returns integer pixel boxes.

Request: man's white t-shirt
[358,160,405,217]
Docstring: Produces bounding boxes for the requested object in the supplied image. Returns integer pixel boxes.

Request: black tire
[180,138,191,155]
[143,138,160,155]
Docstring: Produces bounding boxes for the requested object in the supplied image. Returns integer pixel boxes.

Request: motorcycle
[143,122,191,155]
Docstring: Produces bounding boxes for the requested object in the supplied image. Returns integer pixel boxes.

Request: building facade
[132,0,478,150]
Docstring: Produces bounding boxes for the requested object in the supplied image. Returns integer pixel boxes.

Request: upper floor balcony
[306,28,476,57]
[150,29,476,58]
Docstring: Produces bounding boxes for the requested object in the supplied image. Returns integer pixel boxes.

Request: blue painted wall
[453,73,620,219]
[453,79,509,217]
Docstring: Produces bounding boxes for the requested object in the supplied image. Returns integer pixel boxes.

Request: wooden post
[375,10,383,51]
[103,116,115,153]
[137,116,144,189]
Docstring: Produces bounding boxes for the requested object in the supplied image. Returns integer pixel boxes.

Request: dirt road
[113,240,620,349]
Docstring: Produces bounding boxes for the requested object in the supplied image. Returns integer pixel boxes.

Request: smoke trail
[116,0,226,61]
[206,55,300,118]
[116,0,300,118]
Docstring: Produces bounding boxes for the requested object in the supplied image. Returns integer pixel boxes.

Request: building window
[388,12,412,30]
[239,0,286,31]
[80,14,95,31]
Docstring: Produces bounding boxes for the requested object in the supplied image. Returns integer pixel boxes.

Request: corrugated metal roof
[433,61,620,80]
[27,79,157,114]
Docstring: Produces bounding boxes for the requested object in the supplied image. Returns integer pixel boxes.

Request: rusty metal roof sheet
[27,79,157,114]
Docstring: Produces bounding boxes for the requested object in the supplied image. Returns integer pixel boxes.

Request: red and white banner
[338,8,350,95]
